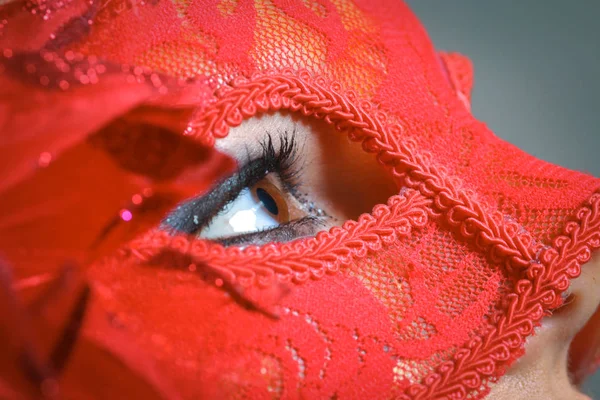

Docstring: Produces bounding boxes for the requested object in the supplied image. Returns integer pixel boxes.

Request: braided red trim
[186,69,543,274]
[124,189,430,287]
[123,69,600,399]
[412,192,600,400]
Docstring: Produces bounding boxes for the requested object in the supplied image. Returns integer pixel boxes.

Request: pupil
[256,188,279,216]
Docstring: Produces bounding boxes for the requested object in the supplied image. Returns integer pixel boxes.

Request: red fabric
[1,0,599,399]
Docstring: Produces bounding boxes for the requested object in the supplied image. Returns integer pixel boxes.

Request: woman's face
[2,1,599,398]
[192,113,600,399]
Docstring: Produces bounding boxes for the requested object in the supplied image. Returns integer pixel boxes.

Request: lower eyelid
[216,216,325,247]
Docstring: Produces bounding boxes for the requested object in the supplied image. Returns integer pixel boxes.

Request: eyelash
[258,132,302,192]
[161,131,310,241]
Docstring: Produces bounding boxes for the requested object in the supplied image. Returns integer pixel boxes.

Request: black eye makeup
[161,132,329,247]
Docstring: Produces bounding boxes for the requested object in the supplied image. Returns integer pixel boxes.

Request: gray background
[405,0,599,398]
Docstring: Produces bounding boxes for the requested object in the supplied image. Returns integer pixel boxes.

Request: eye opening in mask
[160,132,329,246]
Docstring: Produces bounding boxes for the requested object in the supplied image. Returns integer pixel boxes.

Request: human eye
[160,133,328,246]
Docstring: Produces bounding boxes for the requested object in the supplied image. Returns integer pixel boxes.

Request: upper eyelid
[257,132,302,191]
[161,133,300,235]
[161,161,260,234]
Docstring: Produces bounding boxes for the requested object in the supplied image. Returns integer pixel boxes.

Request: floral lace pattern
[1,0,600,399]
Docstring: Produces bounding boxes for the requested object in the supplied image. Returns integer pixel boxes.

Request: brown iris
[251,179,290,224]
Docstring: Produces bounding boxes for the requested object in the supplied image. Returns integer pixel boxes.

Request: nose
[565,250,600,386]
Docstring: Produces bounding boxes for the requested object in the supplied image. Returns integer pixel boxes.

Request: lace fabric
[0,0,599,398]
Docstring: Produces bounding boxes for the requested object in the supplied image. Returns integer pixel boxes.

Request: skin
[214,111,398,224]
[214,112,600,400]
[487,251,600,400]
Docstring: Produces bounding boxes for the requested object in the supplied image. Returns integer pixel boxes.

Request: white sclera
[200,188,280,239]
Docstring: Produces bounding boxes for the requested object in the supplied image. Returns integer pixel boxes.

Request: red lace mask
[1,1,599,398]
